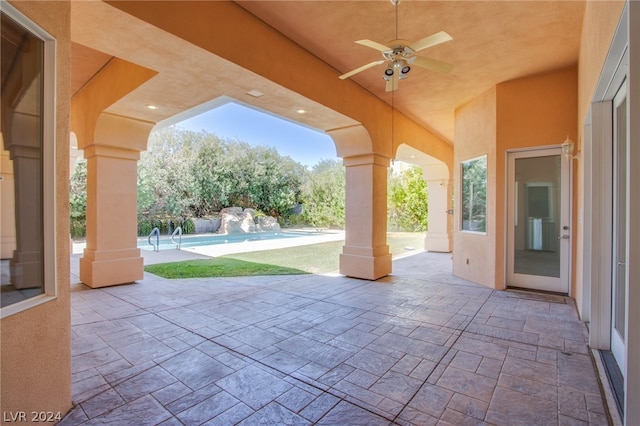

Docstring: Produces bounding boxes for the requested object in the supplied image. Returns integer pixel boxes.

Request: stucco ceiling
[71,0,585,149]
[237,0,585,142]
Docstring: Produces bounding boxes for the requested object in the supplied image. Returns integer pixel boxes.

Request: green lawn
[144,257,308,279]
[144,232,424,279]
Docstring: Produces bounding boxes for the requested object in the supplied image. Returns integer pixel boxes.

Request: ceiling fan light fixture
[339,0,453,91]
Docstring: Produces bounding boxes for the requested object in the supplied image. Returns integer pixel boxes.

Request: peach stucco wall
[495,66,578,290]
[578,1,626,138]
[453,87,497,287]
[453,67,577,290]
[573,1,625,318]
[1,0,72,421]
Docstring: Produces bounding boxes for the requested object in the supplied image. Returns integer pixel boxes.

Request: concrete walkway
[62,252,609,425]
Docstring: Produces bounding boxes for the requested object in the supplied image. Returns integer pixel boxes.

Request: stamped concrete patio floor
[63,252,609,425]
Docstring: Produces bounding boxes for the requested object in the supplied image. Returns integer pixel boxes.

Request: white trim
[505,146,570,294]
[611,79,627,374]
[581,113,592,321]
[588,100,614,350]
[587,2,640,423]
[624,2,640,423]
[0,1,57,319]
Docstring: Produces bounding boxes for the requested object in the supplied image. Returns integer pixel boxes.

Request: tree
[300,159,345,228]
[388,166,429,232]
[461,156,487,232]
[138,126,306,220]
[69,160,87,237]
[138,126,199,217]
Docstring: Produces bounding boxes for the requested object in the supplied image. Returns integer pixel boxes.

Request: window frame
[1,1,57,319]
[460,154,488,235]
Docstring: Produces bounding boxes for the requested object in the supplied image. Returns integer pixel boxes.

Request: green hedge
[70,219,86,239]
[71,217,196,238]
[137,216,194,236]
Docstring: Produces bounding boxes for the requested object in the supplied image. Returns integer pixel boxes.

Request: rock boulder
[257,216,281,232]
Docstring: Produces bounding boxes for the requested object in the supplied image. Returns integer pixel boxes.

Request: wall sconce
[561,136,579,160]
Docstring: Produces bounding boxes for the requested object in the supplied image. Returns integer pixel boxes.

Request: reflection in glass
[513,156,561,278]
[461,156,487,232]
[1,12,45,307]
[613,96,626,340]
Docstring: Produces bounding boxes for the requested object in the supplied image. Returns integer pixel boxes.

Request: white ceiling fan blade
[339,60,385,80]
[385,71,399,92]
[356,39,393,52]
[412,56,454,74]
[409,31,453,52]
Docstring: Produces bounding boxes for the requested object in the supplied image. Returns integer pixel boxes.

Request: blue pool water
[139,231,318,251]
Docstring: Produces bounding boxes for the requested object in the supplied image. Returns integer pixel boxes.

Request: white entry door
[506,148,571,293]
[611,80,627,374]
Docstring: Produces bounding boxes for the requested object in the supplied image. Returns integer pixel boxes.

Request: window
[1,2,56,317]
[461,155,487,233]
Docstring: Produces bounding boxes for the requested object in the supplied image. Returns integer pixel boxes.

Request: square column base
[339,253,392,280]
[10,250,43,289]
[80,249,143,288]
[425,232,453,253]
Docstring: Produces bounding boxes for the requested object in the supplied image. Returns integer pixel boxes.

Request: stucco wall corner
[2,0,73,420]
[452,87,498,289]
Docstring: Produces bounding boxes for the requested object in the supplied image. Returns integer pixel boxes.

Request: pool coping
[71,230,346,266]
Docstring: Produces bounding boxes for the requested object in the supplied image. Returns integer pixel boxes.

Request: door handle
[557,235,570,240]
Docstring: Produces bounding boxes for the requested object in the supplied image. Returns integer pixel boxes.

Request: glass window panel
[1,11,46,308]
[461,156,487,233]
[614,96,626,340]
[513,156,561,278]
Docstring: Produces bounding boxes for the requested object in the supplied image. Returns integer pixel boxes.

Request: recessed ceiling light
[146,104,159,110]
[246,90,264,98]
[297,109,307,114]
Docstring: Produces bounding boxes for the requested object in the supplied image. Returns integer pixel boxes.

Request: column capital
[89,112,154,152]
[343,153,391,168]
[83,145,140,161]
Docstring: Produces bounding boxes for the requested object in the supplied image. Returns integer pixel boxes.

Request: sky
[175,102,337,167]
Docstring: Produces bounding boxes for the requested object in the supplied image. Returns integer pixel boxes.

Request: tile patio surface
[62,252,609,425]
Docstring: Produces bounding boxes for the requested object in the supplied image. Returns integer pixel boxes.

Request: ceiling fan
[339,1,453,92]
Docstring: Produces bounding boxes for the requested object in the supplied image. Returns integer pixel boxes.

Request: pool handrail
[171,226,182,250]
[148,227,160,252]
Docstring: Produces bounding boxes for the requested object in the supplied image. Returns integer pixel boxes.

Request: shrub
[388,166,428,232]
[181,218,195,234]
[70,219,86,239]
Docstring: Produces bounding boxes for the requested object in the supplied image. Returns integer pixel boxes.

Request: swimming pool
[139,231,321,251]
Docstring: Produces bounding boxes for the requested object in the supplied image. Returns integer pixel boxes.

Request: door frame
[586,3,640,423]
[505,146,572,294]
[611,79,627,374]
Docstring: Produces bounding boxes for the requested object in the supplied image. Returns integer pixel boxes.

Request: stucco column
[424,178,453,252]
[340,154,392,280]
[79,114,152,288]
[4,134,43,289]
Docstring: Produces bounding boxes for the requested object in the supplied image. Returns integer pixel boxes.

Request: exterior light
[246,89,264,98]
[146,104,159,110]
[297,109,307,114]
[384,68,394,76]
[561,136,578,159]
